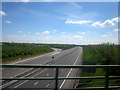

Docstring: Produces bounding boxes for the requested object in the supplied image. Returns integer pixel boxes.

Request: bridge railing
[0,64,120,90]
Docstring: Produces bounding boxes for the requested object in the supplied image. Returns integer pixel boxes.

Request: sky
[1,2,120,45]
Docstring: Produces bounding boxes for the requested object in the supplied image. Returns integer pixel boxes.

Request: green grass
[2,51,52,64]
[78,43,120,88]
[2,43,53,63]
[2,42,74,63]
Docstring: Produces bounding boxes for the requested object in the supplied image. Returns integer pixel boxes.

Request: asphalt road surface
[2,47,83,89]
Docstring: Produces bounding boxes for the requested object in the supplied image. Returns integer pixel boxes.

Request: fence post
[55,68,59,90]
[105,67,109,89]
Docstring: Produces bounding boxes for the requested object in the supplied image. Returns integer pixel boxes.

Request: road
[2,47,83,89]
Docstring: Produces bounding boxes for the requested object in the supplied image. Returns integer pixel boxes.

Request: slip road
[2,47,83,89]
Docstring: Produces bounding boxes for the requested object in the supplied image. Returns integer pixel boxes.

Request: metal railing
[0,64,120,90]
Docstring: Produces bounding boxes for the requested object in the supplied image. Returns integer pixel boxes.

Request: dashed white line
[12,69,48,89]
[12,68,33,78]
[34,82,38,86]
[13,80,28,89]
[33,69,48,77]
[10,47,82,89]
[59,68,73,88]
[46,84,49,87]
[59,48,81,88]
[46,74,49,76]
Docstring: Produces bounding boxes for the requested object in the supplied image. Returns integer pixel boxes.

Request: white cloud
[101,34,108,37]
[101,33,112,37]
[62,32,67,34]
[92,20,114,27]
[113,29,120,32]
[3,33,117,45]
[65,20,92,24]
[35,32,40,35]
[18,31,23,33]
[42,31,50,34]
[36,30,51,35]
[0,11,6,16]
[5,20,11,24]
[52,29,57,33]
[91,17,120,27]
[21,0,30,2]
[73,35,82,38]
[79,32,85,35]
[112,17,120,22]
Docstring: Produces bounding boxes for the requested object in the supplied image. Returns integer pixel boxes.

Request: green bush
[79,43,119,88]
[2,42,53,63]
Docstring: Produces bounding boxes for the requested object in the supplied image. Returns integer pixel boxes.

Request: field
[2,42,74,63]
[79,43,120,88]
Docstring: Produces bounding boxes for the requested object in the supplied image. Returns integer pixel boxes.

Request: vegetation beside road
[49,44,74,50]
[79,43,120,88]
[2,42,74,63]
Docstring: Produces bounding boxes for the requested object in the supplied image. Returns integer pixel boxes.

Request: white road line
[34,82,38,86]
[13,69,48,89]
[23,68,40,77]
[11,47,82,89]
[59,48,81,89]
[59,68,73,89]
[33,69,48,77]
[46,84,49,87]
[46,74,49,76]
[2,69,32,78]
[13,80,28,89]
[12,68,33,78]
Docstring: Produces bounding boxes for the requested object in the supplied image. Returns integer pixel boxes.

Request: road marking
[34,82,38,86]
[33,69,48,77]
[46,84,49,87]
[8,47,82,89]
[12,68,33,78]
[59,48,81,88]
[12,69,48,89]
[13,80,28,89]
[59,68,73,88]
[46,74,49,76]
[61,69,64,71]
[24,68,40,77]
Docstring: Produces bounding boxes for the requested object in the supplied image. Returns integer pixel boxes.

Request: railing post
[105,67,109,89]
[55,68,59,90]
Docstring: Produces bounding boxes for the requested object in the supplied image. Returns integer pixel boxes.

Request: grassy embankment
[79,43,120,88]
[2,42,74,63]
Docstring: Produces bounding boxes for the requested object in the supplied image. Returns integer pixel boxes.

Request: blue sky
[1,2,119,44]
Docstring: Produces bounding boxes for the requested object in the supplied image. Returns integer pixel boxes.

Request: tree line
[2,42,74,63]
